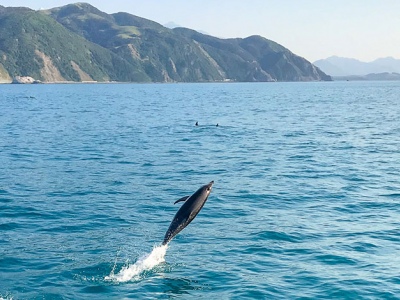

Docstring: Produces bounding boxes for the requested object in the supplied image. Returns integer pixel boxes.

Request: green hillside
[46,3,226,82]
[0,3,331,83]
[0,6,150,82]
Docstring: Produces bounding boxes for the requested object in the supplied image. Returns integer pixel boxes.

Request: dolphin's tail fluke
[162,227,175,245]
[162,235,171,246]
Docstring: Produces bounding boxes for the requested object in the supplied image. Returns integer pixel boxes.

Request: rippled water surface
[1,82,400,299]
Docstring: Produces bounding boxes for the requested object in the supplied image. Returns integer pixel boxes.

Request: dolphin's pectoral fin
[174,196,190,205]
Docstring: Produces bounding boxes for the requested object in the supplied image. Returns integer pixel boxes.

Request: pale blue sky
[1,0,399,62]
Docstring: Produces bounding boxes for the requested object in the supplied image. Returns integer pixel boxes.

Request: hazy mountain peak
[164,21,181,29]
[314,56,400,76]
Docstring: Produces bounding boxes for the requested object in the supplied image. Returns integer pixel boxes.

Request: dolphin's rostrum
[162,181,214,245]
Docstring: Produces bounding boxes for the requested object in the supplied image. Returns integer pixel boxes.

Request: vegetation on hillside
[0,6,150,82]
[0,3,331,83]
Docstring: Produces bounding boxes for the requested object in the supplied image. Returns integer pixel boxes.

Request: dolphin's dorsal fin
[174,196,190,205]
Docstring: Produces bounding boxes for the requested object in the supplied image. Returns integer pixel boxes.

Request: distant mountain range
[0,3,330,83]
[314,56,400,77]
[333,72,400,81]
[164,22,210,35]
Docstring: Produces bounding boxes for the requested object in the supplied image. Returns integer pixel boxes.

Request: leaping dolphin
[162,181,214,245]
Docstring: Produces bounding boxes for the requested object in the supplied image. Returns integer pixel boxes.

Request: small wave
[380,193,400,198]
[105,244,168,283]
[256,230,301,243]
[0,189,10,195]
[0,222,20,231]
[315,253,358,266]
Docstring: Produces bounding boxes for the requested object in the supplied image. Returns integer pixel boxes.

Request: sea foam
[105,244,168,282]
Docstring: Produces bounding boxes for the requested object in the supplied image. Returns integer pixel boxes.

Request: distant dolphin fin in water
[174,196,190,205]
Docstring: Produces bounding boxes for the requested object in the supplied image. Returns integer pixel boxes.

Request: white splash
[105,244,168,283]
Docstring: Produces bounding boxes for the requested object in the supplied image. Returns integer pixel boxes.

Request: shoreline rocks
[12,76,42,84]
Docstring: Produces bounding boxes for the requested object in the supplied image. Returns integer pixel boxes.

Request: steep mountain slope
[46,3,226,82]
[174,28,330,81]
[1,3,331,82]
[46,3,330,82]
[0,6,150,82]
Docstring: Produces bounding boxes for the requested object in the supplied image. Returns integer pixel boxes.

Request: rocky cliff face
[0,3,331,83]
[0,62,11,82]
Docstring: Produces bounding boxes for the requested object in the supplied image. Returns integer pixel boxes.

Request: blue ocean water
[1,81,400,299]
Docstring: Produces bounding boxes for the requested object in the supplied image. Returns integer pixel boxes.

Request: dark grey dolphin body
[162,181,214,245]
